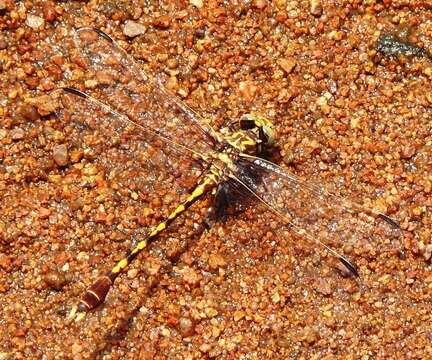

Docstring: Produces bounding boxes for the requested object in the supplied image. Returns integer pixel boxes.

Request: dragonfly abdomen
[78,172,219,312]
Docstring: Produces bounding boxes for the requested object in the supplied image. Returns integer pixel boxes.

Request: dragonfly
[53,28,401,314]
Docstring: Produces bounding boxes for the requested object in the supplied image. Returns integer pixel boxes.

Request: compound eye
[240,114,275,146]
[261,124,275,146]
[239,115,257,130]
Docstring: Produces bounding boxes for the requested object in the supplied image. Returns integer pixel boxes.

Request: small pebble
[153,15,171,29]
[316,96,330,114]
[301,326,320,345]
[254,0,268,9]
[18,104,39,122]
[40,78,55,91]
[199,343,212,353]
[43,2,57,22]
[205,307,218,318]
[11,128,25,140]
[424,67,432,79]
[277,58,296,74]
[53,144,69,166]
[69,198,84,211]
[315,278,333,295]
[0,36,7,50]
[145,257,161,275]
[190,0,203,8]
[423,244,432,261]
[166,58,178,70]
[182,266,201,286]
[26,95,59,116]
[208,253,227,270]
[350,116,360,129]
[238,81,258,101]
[26,15,45,30]
[233,310,245,321]
[38,207,51,219]
[69,150,83,164]
[43,270,67,290]
[310,0,323,16]
[178,317,195,337]
[178,88,188,98]
[271,292,281,303]
[400,144,416,159]
[123,20,146,37]
[96,70,114,85]
[71,341,84,355]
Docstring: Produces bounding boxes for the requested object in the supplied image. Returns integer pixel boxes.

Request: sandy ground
[0,1,431,359]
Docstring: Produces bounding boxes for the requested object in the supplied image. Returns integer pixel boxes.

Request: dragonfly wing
[232,155,402,274]
[67,27,217,155]
[52,88,207,249]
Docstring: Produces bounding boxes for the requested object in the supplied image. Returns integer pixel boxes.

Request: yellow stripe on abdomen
[106,174,217,281]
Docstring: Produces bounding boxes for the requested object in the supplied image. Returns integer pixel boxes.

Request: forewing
[52,89,205,242]
[68,27,217,155]
[233,155,402,273]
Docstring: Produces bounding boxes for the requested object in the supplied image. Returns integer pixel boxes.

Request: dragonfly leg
[78,174,217,312]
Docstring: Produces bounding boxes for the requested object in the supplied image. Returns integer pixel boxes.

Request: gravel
[25,14,45,30]
[310,0,323,17]
[52,144,69,167]
[0,1,431,359]
[123,20,146,38]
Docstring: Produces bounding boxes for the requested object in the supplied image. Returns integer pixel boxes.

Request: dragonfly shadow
[95,221,208,357]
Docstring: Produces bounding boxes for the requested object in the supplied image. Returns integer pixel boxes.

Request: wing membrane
[233,155,402,272]
[68,28,217,155]
[52,88,206,242]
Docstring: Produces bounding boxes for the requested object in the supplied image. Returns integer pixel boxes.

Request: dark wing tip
[339,257,359,278]
[378,213,400,229]
[62,87,88,98]
[93,28,114,43]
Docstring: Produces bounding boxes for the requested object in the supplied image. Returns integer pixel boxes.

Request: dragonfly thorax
[223,130,260,155]
[224,114,275,156]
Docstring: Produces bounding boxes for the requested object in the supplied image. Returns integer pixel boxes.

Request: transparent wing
[67,27,218,155]
[52,88,207,246]
[231,155,402,275]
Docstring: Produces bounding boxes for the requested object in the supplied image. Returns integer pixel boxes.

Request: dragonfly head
[239,114,275,149]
